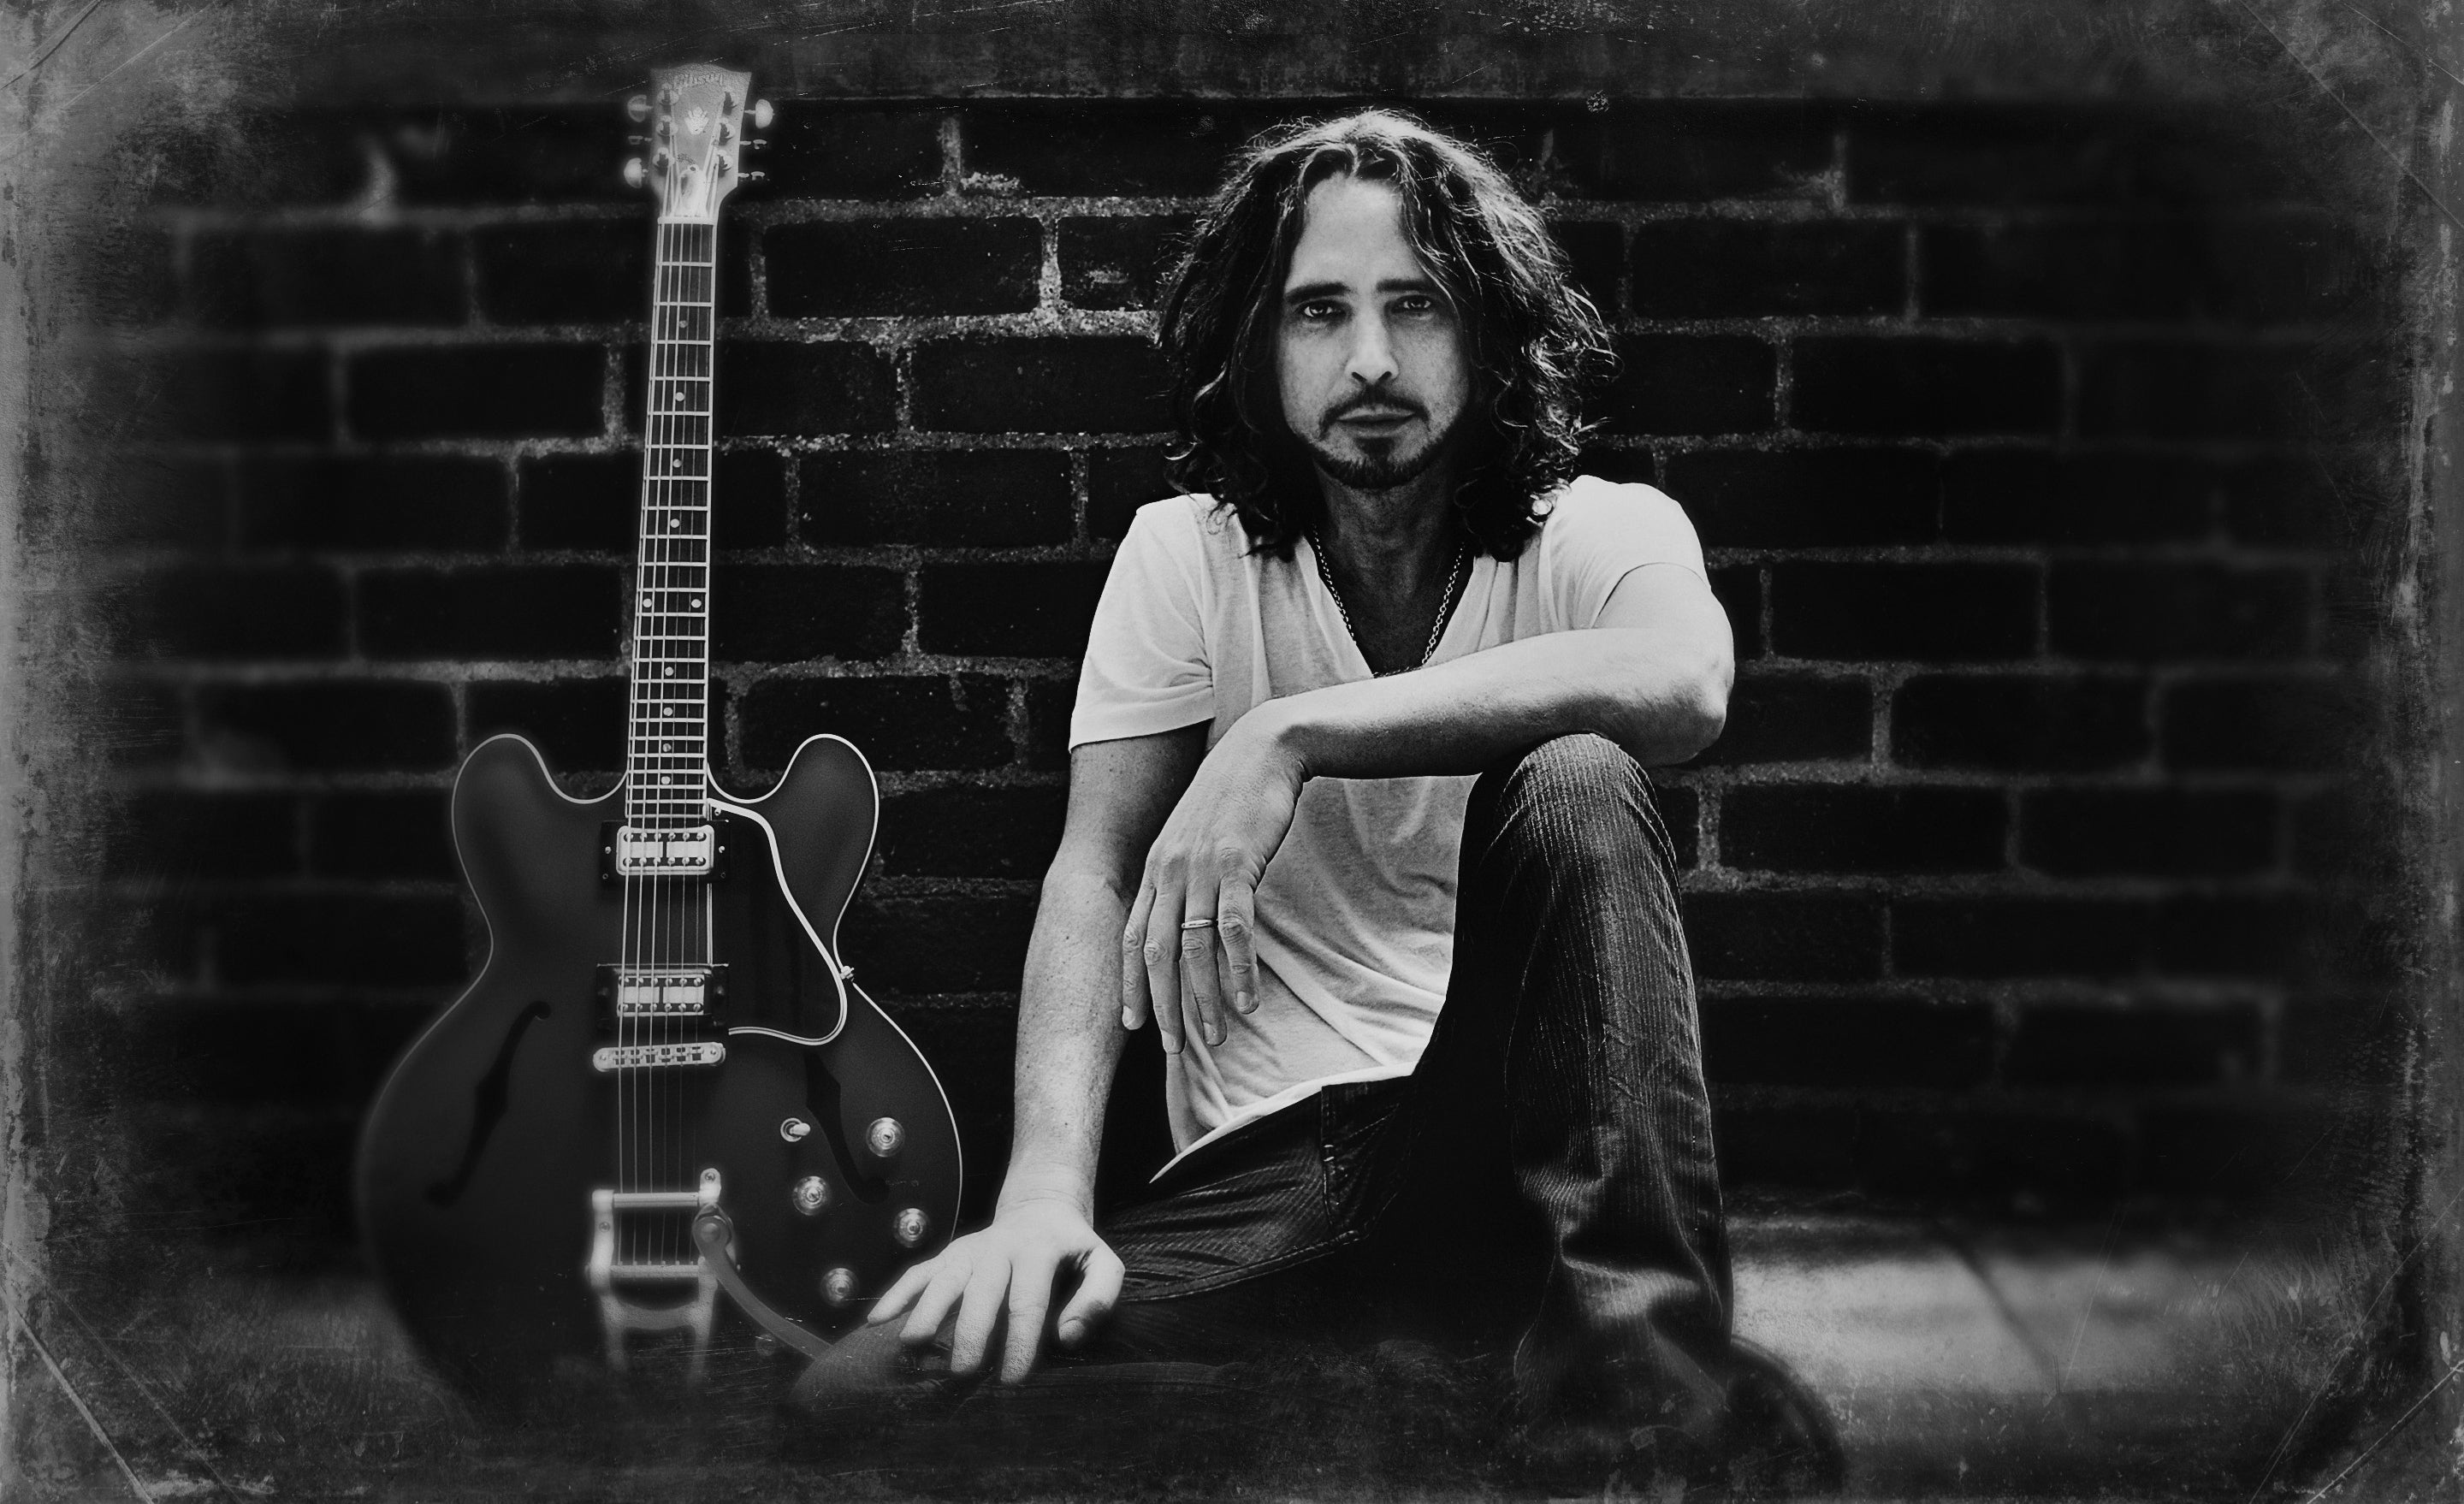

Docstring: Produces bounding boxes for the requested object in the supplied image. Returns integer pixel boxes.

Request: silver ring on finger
[1179,917,1217,930]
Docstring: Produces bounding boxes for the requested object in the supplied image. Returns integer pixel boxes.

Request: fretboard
[627,220,716,830]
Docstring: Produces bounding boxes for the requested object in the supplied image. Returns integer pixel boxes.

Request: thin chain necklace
[1307,528,1472,677]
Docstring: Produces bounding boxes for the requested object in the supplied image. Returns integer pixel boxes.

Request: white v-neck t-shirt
[1069,477,1708,1154]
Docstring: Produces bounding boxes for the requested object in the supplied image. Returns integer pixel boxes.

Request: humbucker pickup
[594,964,728,1027]
[592,1042,726,1072]
[615,824,714,873]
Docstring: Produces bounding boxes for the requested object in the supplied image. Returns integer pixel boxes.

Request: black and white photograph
[0,1,2450,1497]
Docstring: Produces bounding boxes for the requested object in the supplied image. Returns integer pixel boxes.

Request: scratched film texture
[0,0,2453,1497]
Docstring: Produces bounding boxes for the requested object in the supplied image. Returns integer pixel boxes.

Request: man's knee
[1469,735,1671,871]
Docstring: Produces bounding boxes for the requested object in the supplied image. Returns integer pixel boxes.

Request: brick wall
[79,97,2406,1258]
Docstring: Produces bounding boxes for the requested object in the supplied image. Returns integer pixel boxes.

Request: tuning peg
[751,99,774,130]
[739,169,767,183]
[622,158,646,189]
[626,134,649,145]
[626,94,650,121]
[744,138,767,152]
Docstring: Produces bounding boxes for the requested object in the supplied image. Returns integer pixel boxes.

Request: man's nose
[1345,314,1398,388]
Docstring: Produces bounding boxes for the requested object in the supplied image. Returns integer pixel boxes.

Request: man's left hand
[1119,710,1305,1052]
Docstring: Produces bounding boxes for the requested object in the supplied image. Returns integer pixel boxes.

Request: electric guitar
[354,65,963,1404]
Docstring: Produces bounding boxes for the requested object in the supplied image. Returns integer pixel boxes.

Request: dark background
[19,0,2432,1288]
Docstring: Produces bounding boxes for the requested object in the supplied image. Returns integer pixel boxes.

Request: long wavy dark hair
[1156,110,1614,560]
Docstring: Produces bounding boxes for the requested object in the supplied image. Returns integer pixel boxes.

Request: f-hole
[804,1051,888,1205]
[426,1000,551,1207]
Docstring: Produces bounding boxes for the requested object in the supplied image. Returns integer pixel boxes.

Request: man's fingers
[870,1255,937,1325]
[1143,877,1185,1054]
[1217,876,1259,1015]
[1056,1245,1125,1348]
[1179,874,1225,1048]
[999,1252,1060,1385]
[897,1254,974,1347]
[1119,883,1157,1033]
[946,1257,1013,1376]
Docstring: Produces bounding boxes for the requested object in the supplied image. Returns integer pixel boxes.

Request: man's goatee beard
[1302,413,1463,492]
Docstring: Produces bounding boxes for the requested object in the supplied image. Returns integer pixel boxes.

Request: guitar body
[355,733,962,1402]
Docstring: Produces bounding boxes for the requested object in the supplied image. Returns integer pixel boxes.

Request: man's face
[1275,174,1472,494]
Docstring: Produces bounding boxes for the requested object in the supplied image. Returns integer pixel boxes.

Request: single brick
[2213,214,2369,325]
[2007,1002,2262,1087]
[711,564,906,663]
[348,346,605,441]
[1549,221,1623,318]
[2047,563,2309,661]
[101,457,228,549]
[2153,895,2310,980]
[1709,565,1762,660]
[1088,448,1177,542]
[2138,1101,2343,1200]
[799,450,1073,548]
[918,561,1111,657]
[113,565,346,660]
[2019,788,2278,877]
[879,786,1068,879]
[768,219,1042,317]
[1577,447,1657,487]
[2076,340,2384,441]
[839,893,1038,994]
[2160,677,2354,773]
[1923,220,2211,322]
[467,678,629,774]
[1555,103,1835,201]
[755,107,948,198]
[2219,457,2352,547]
[714,450,791,548]
[1679,891,1886,982]
[135,110,364,208]
[1060,216,1197,314]
[148,350,329,441]
[1709,1104,1861,1190]
[1022,678,1075,770]
[910,337,1170,435]
[238,456,511,552]
[214,892,467,987]
[99,680,187,768]
[1721,785,2005,874]
[1769,563,2038,661]
[187,227,465,328]
[1703,997,1995,1090]
[472,219,651,324]
[1652,783,1701,868]
[1892,897,2150,979]
[1891,674,2149,772]
[518,455,637,552]
[137,998,431,1107]
[2278,998,2395,1087]
[1631,221,1902,317]
[106,791,299,882]
[384,106,640,206]
[738,675,1014,773]
[959,105,1273,195]
[198,681,456,773]
[2291,778,2396,882]
[1855,1108,2131,1205]
[1598,335,1774,435]
[1940,449,2214,545]
[1662,449,1937,548]
[1691,672,1870,767]
[1845,108,2246,206]
[710,341,897,435]
[307,790,458,881]
[1792,337,2060,436]
[360,565,621,660]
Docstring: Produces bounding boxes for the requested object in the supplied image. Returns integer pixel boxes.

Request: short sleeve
[1539,477,1709,630]
[1069,498,1217,749]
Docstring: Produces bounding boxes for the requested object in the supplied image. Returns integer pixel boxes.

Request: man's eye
[1394,294,1442,317]
[1295,301,1342,323]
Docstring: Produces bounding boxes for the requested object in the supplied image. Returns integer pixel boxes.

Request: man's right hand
[865,1194,1126,1384]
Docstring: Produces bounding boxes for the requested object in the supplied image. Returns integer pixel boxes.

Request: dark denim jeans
[1091,733,1731,1430]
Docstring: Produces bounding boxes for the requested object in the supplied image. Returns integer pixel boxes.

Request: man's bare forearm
[998,859,1134,1218]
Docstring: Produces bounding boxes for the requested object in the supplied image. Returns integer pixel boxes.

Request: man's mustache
[1320,394,1427,433]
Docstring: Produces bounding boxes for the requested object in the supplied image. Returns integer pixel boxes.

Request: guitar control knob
[779,1117,812,1142]
[821,1267,857,1307]
[626,94,650,121]
[866,1117,904,1159]
[622,158,646,189]
[791,1175,831,1217]
[893,1208,930,1248]
[751,99,774,130]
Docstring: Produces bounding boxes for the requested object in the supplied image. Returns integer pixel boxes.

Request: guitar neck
[626,219,718,831]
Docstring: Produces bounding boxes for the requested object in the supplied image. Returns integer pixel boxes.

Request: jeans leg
[1365,733,1729,1431]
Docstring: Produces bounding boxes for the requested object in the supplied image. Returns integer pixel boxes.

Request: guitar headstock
[625,64,770,223]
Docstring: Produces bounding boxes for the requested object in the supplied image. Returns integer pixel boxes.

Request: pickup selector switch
[779,1117,811,1142]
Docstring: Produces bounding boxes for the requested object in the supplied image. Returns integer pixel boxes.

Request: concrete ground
[5,1211,2391,1501]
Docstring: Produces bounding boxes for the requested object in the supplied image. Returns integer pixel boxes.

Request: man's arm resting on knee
[867,726,1207,1383]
